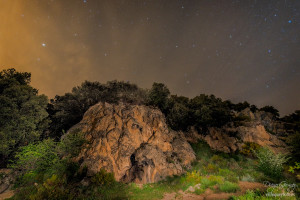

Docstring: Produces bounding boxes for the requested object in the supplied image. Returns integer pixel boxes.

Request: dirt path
[0,190,14,200]
[163,181,267,200]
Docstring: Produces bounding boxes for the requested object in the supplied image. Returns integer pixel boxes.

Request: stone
[69,102,196,184]
[184,108,288,154]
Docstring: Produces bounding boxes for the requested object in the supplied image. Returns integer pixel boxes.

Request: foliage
[259,105,280,118]
[189,94,233,129]
[147,82,170,112]
[91,169,116,186]
[254,147,289,180]
[58,130,86,157]
[288,162,300,180]
[10,139,59,174]
[240,142,261,157]
[219,181,240,193]
[29,175,73,200]
[286,132,300,162]
[166,95,191,131]
[281,110,300,133]
[10,131,86,184]
[233,101,250,112]
[48,80,147,138]
[0,68,49,166]
[185,170,202,184]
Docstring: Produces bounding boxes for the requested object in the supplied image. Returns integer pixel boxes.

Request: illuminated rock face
[69,102,195,184]
[185,108,288,154]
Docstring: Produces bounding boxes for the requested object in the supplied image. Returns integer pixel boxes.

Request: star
[41,43,46,47]
[268,49,271,53]
[288,20,292,23]
[83,0,87,3]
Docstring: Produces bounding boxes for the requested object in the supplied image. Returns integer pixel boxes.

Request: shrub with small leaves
[91,169,115,186]
[254,147,289,180]
[29,175,73,200]
[240,142,261,158]
[185,170,202,184]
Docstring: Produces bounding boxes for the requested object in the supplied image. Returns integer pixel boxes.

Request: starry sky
[0,0,299,116]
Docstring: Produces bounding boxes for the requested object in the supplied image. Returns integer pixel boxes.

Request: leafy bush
[219,181,239,193]
[0,68,49,166]
[286,132,300,162]
[240,142,261,157]
[58,130,86,157]
[91,169,116,186]
[29,175,73,200]
[48,80,147,138]
[10,139,59,174]
[204,163,219,173]
[254,147,289,180]
[184,170,202,185]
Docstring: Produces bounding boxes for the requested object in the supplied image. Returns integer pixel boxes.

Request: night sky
[0,0,299,116]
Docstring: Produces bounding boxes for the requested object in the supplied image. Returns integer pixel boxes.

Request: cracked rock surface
[69,102,195,183]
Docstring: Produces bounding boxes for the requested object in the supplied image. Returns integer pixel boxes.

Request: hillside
[0,68,299,200]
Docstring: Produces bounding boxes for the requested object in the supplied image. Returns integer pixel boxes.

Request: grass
[219,181,240,193]
[9,139,298,200]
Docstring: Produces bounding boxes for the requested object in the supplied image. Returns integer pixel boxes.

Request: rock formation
[69,102,195,184]
[185,108,288,154]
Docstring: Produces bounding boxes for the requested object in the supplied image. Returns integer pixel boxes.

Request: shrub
[204,163,219,173]
[219,181,240,193]
[240,142,261,157]
[254,147,289,180]
[91,169,116,186]
[29,175,73,200]
[58,130,86,157]
[286,132,300,162]
[185,170,202,184]
[10,139,59,174]
[218,169,239,183]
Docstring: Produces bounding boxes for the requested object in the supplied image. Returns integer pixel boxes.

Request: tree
[48,80,147,138]
[259,105,279,118]
[166,95,191,131]
[0,68,49,166]
[147,82,170,112]
[233,101,250,112]
[189,94,232,130]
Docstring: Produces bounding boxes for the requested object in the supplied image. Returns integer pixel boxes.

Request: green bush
[10,139,59,174]
[91,169,116,186]
[58,130,86,157]
[185,170,202,185]
[29,175,73,200]
[286,132,300,162]
[219,181,239,193]
[240,142,261,157]
[254,147,289,180]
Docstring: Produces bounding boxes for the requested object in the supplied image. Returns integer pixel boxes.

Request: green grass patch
[219,181,240,193]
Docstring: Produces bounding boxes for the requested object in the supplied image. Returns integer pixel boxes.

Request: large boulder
[69,102,195,184]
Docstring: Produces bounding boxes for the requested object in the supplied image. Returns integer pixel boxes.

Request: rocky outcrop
[238,108,287,136]
[185,108,288,154]
[69,102,195,184]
